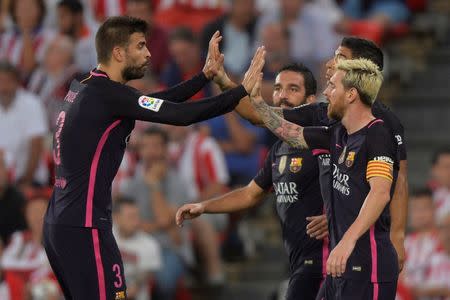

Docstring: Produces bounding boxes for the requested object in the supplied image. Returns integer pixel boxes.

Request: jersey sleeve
[303,126,332,150]
[253,148,274,191]
[366,122,396,182]
[148,72,209,103]
[108,83,248,125]
[283,102,331,126]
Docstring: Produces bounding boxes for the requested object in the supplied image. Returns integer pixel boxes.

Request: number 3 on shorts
[112,264,123,288]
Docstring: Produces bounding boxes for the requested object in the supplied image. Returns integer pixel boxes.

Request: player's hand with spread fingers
[175,203,205,227]
[202,31,223,80]
[326,236,356,278]
[242,46,266,94]
[306,214,329,240]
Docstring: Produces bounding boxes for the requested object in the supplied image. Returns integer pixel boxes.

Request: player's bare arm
[389,160,408,271]
[327,176,392,277]
[250,74,309,149]
[175,180,265,227]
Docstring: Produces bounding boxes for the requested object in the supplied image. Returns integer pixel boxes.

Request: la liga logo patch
[138,96,164,112]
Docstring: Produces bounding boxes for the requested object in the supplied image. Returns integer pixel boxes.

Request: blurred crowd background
[0,0,449,299]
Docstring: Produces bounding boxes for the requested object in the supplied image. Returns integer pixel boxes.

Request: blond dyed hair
[336,58,383,106]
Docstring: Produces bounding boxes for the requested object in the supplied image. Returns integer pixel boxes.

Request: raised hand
[202,31,224,80]
[242,47,266,94]
[175,203,205,227]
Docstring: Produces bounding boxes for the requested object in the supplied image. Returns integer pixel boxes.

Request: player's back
[45,73,135,229]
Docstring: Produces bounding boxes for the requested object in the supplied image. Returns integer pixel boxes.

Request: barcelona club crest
[289,157,303,173]
[345,151,356,167]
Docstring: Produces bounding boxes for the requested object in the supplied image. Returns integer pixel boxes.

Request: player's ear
[306,94,316,104]
[347,87,357,104]
[112,46,125,63]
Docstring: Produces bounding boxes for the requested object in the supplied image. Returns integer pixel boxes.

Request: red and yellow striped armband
[366,157,394,182]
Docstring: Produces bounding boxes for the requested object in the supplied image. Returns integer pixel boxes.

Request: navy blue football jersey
[45,70,247,229]
[254,141,326,277]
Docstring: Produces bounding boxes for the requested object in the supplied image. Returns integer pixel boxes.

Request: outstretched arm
[176,180,266,226]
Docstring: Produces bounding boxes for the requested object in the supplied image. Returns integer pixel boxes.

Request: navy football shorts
[43,223,127,300]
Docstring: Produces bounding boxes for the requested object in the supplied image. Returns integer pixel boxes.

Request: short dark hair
[431,147,450,165]
[95,16,148,64]
[112,196,136,214]
[143,126,169,145]
[277,63,317,97]
[411,188,433,199]
[341,37,384,71]
[0,60,20,80]
[169,27,197,44]
[57,0,83,14]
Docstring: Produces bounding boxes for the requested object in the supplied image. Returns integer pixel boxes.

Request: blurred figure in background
[113,197,162,300]
[0,0,55,77]
[201,0,258,77]
[403,189,442,295]
[0,61,48,187]
[56,0,97,72]
[411,213,450,299]
[126,0,170,77]
[120,127,195,300]
[1,194,60,300]
[0,150,27,247]
[166,125,226,285]
[162,27,213,101]
[28,35,78,128]
[256,0,339,77]
[430,148,450,223]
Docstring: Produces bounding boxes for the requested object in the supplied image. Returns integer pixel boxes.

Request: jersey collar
[90,69,110,79]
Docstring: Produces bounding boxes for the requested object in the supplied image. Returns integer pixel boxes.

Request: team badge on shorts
[138,96,164,112]
[278,156,287,174]
[289,157,303,173]
[345,151,356,167]
[115,291,126,300]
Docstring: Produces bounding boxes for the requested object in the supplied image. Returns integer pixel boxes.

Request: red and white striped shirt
[433,187,450,223]
[0,29,56,69]
[420,250,450,300]
[404,231,442,287]
[170,130,229,201]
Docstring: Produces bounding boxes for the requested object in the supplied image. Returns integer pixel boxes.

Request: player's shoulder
[366,118,390,135]
[372,100,404,129]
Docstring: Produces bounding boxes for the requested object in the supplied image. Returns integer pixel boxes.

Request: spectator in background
[161,27,213,101]
[338,0,409,27]
[256,0,339,77]
[403,189,442,293]
[0,149,27,246]
[412,213,450,299]
[113,197,162,300]
[0,61,48,187]
[56,0,97,72]
[28,35,78,128]
[0,0,56,77]
[153,0,225,33]
[202,112,266,187]
[430,148,450,222]
[1,195,60,300]
[126,0,170,76]
[120,127,195,300]
[201,0,258,77]
[90,0,126,22]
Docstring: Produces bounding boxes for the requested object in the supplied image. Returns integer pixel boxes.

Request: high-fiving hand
[242,46,266,95]
[202,31,224,80]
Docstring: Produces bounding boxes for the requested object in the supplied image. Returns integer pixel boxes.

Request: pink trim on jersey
[373,282,379,300]
[370,226,378,283]
[92,229,106,300]
[312,149,331,156]
[368,119,383,128]
[85,120,122,227]
[322,236,330,277]
[335,144,342,148]
[90,70,108,78]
